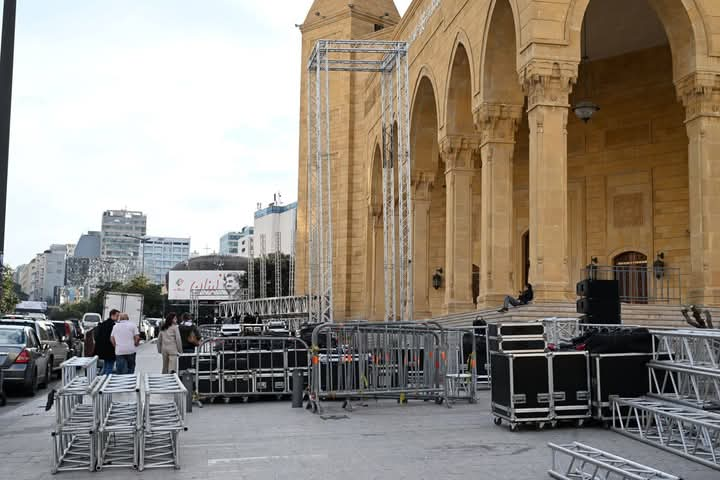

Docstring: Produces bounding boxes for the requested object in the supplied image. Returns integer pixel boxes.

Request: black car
[51,321,84,358]
[0,325,52,395]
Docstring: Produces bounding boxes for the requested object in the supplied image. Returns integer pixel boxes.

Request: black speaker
[576,298,620,316]
[576,279,620,300]
[583,313,621,325]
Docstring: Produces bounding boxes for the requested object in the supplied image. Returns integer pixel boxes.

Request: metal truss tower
[274,232,282,297]
[247,239,255,300]
[259,234,267,299]
[289,228,295,297]
[307,40,412,323]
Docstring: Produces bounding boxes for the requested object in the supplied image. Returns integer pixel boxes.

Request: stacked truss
[648,360,720,410]
[307,39,412,323]
[652,329,720,370]
[259,234,267,299]
[274,232,282,297]
[612,396,720,471]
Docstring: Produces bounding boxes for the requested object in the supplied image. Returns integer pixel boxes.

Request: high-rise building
[219,226,254,257]
[100,210,147,264]
[254,202,296,255]
[21,245,70,304]
[142,236,191,285]
[75,231,102,258]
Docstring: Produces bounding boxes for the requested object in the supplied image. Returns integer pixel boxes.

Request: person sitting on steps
[498,283,533,313]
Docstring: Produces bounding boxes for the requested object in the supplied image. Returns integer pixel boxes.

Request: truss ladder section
[648,360,720,410]
[652,330,720,371]
[611,396,720,471]
[259,234,267,299]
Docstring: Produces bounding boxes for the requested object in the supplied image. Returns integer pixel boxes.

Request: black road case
[488,322,546,354]
[491,352,552,430]
[551,351,591,425]
[590,353,652,421]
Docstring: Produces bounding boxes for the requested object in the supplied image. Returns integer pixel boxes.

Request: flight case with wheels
[590,353,652,422]
[551,351,591,426]
[491,352,553,430]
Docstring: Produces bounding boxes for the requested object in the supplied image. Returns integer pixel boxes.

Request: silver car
[0,325,52,395]
[0,318,69,376]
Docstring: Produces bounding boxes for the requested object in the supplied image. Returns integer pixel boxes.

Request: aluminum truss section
[612,396,720,471]
[652,329,720,371]
[647,360,720,410]
[96,374,142,471]
[548,442,679,480]
[219,295,312,321]
[140,374,187,471]
[274,232,282,297]
[259,234,267,299]
[289,229,296,297]
[542,318,581,346]
[248,238,255,300]
[61,356,98,386]
[307,39,412,323]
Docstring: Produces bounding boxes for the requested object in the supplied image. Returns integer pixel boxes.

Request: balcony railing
[581,265,682,304]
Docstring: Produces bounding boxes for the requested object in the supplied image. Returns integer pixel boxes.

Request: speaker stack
[576,279,621,324]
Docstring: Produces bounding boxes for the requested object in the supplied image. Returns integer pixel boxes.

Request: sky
[5,0,412,267]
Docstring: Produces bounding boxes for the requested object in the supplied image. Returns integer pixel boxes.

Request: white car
[81,312,102,331]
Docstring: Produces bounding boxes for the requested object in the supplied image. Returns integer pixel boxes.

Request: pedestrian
[157,312,183,374]
[95,309,119,375]
[498,283,534,313]
[111,313,140,374]
[178,313,202,353]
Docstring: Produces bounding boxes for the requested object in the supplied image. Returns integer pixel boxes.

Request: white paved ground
[0,342,716,479]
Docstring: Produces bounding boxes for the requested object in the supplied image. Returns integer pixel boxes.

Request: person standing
[178,313,202,353]
[95,309,119,375]
[157,312,183,374]
[111,313,140,374]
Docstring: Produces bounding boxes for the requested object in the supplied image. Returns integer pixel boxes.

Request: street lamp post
[124,234,148,279]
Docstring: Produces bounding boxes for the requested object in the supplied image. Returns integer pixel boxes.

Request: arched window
[613,252,648,304]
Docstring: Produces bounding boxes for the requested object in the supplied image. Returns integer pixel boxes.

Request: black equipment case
[487,322,546,354]
[590,353,652,421]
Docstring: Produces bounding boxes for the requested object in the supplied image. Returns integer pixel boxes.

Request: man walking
[95,309,119,375]
[111,313,140,374]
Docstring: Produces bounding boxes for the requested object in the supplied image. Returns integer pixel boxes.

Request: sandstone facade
[296,0,720,320]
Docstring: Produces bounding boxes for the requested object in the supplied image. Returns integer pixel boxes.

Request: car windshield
[84,314,101,323]
[0,329,25,344]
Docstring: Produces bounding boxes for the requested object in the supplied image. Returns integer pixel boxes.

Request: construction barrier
[193,335,310,402]
[307,322,459,414]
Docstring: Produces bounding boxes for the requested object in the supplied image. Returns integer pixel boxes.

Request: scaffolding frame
[307,39,412,323]
[289,228,296,297]
[259,234,267,299]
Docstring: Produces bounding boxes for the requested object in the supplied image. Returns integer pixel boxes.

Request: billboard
[168,271,245,301]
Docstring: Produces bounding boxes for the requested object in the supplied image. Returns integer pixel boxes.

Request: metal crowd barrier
[96,374,142,471]
[548,442,679,480]
[140,374,188,471]
[51,376,104,474]
[193,335,310,402]
[60,356,98,386]
[444,327,480,403]
[307,322,448,414]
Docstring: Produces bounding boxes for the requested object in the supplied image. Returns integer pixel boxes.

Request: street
[0,341,716,479]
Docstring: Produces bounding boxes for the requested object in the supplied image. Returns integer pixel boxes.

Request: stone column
[440,135,481,313]
[677,73,720,306]
[412,173,434,319]
[475,103,523,307]
[521,60,578,302]
[370,208,384,320]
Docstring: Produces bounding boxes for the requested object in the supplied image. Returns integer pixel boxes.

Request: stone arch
[444,40,475,137]
[369,142,382,209]
[566,0,710,81]
[367,143,385,320]
[411,74,441,173]
[480,0,525,105]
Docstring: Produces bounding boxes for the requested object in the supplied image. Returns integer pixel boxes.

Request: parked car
[0,318,69,376]
[0,324,51,395]
[51,321,83,358]
[67,318,85,338]
[81,312,102,332]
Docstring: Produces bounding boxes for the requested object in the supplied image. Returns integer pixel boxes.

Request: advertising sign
[168,270,245,301]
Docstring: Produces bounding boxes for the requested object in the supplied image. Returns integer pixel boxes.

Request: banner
[168,270,245,301]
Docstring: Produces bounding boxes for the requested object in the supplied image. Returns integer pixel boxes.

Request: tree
[1,265,19,314]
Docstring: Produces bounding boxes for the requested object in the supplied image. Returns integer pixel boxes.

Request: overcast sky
[5,0,412,267]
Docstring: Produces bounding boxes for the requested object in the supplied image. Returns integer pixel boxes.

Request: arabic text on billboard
[168,271,245,301]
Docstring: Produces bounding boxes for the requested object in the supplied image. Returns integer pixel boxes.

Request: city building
[74,231,101,258]
[20,245,70,304]
[100,209,147,264]
[295,0,720,321]
[219,226,254,257]
[142,236,191,285]
[254,202,296,255]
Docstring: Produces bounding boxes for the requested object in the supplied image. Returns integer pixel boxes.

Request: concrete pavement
[0,341,716,479]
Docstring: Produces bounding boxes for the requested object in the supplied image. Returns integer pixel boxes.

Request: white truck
[103,292,144,328]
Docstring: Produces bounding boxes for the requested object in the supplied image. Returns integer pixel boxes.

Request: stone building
[295,0,720,320]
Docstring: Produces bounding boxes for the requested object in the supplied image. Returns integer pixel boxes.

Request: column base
[533,283,574,303]
[443,300,476,315]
